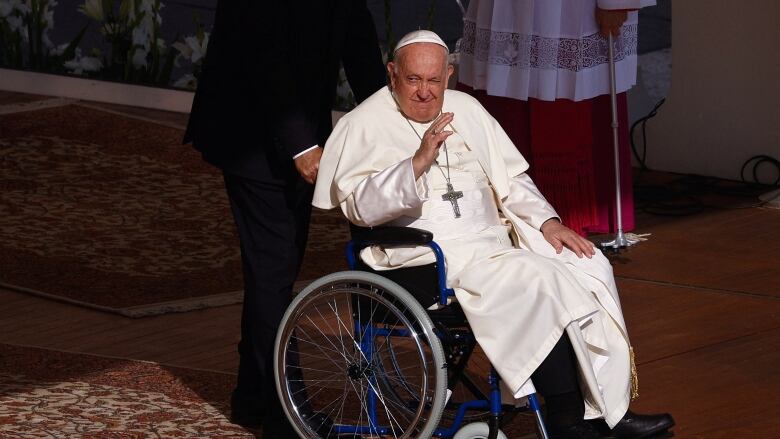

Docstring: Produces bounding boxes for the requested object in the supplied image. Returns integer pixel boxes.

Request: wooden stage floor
[1,91,779,438]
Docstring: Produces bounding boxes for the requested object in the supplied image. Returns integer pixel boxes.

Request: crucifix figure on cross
[441,182,464,218]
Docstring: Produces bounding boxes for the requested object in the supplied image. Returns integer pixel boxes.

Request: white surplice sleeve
[341,158,430,227]
[502,173,560,230]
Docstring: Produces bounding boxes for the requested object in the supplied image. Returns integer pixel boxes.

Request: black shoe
[592,410,675,439]
[548,420,615,439]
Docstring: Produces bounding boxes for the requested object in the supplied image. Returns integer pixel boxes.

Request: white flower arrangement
[74,0,175,85]
[0,1,31,20]
[171,26,208,89]
[129,0,163,68]
[0,1,237,91]
[0,0,31,38]
[1,0,65,69]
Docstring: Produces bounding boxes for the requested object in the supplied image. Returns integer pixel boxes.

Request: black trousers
[531,332,580,396]
[223,170,313,411]
[531,332,586,426]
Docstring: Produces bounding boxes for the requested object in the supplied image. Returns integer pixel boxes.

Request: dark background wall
[43,0,669,86]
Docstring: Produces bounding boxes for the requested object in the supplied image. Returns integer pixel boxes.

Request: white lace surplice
[458,0,655,101]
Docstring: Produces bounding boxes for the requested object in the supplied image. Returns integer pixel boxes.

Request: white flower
[132,48,148,68]
[132,22,152,49]
[13,0,30,15]
[63,58,81,72]
[51,42,68,56]
[174,32,209,64]
[185,36,203,63]
[64,48,103,74]
[1,0,29,21]
[173,73,196,89]
[79,55,102,72]
[31,0,58,48]
[172,41,191,59]
[5,15,27,36]
[79,0,103,21]
[137,0,163,25]
[43,0,56,28]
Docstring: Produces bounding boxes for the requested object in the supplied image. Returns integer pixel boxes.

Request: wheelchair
[274,226,550,438]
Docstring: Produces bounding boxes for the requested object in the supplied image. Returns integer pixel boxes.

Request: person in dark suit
[183,0,386,434]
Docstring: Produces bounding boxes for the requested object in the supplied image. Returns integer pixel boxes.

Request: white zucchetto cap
[394,30,449,56]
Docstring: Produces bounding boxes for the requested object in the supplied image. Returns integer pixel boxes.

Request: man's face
[387,43,454,123]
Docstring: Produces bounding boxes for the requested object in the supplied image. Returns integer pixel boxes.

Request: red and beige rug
[0,343,538,438]
[0,104,349,317]
[0,343,257,437]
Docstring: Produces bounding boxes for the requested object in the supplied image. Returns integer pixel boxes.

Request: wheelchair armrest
[350,225,433,247]
[347,225,454,307]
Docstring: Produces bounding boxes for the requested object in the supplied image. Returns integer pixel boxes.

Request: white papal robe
[313,87,634,427]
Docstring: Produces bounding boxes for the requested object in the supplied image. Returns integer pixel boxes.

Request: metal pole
[600,32,638,251]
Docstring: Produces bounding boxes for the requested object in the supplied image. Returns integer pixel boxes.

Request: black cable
[629,98,665,170]
[634,173,772,216]
[625,99,777,216]
[740,155,780,186]
[633,182,704,216]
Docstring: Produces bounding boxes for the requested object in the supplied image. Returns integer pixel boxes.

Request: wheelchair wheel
[274,271,448,438]
[453,422,508,439]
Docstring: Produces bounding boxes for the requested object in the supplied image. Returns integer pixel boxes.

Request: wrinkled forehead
[394,43,449,70]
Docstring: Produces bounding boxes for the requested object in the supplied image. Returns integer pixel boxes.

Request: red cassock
[456,85,635,236]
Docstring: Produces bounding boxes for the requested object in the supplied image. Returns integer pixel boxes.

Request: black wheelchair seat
[353,259,469,327]
[349,224,468,327]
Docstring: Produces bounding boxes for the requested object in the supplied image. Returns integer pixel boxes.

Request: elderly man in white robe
[313,30,673,439]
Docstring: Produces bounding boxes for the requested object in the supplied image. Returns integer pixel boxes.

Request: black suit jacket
[184,0,386,180]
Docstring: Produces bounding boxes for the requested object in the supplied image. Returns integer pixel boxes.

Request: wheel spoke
[278,278,445,439]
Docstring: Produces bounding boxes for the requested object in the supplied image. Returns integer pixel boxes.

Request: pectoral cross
[441,183,463,218]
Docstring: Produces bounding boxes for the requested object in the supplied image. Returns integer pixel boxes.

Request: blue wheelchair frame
[340,238,548,439]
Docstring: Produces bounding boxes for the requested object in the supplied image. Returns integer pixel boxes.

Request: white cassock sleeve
[341,157,430,227]
[502,174,560,230]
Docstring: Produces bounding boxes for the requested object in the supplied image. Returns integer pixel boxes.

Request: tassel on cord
[630,346,639,400]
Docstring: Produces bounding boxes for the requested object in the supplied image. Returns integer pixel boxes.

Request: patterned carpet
[0,343,540,438]
[0,343,256,438]
[0,104,349,316]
